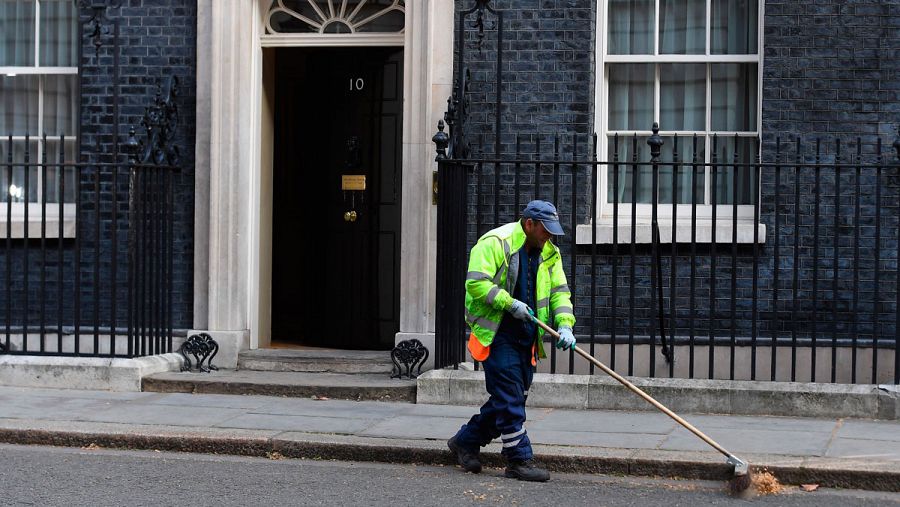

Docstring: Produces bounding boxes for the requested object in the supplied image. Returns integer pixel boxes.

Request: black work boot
[448,436,482,473]
[504,459,550,482]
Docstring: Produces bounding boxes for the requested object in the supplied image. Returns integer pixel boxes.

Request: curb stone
[1,428,898,492]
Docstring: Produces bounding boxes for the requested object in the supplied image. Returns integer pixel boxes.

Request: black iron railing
[435,123,900,384]
[0,136,178,357]
[1,73,181,358]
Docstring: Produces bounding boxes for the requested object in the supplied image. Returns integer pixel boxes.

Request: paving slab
[660,426,832,456]
[77,403,248,427]
[837,419,900,442]
[126,392,276,410]
[248,397,410,418]
[533,409,677,434]
[825,438,900,461]
[214,413,379,434]
[357,415,470,439]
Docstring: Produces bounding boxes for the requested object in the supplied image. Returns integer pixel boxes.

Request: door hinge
[432,170,438,205]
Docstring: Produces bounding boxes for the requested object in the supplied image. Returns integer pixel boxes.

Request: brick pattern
[0,1,196,336]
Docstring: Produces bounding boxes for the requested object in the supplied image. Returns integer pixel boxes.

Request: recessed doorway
[271,47,403,350]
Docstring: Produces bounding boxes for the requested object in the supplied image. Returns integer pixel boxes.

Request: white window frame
[0,0,78,239]
[580,0,765,244]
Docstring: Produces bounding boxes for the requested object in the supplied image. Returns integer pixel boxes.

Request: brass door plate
[342,174,366,191]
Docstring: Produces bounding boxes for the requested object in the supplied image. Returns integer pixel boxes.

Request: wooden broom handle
[536,318,732,459]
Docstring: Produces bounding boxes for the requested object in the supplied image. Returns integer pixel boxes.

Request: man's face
[523,218,552,251]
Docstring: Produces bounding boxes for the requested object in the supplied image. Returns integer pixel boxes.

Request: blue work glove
[557,326,576,350]
[508,299,534,321]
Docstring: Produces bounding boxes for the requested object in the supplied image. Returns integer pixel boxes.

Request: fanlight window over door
[267,0,405,34]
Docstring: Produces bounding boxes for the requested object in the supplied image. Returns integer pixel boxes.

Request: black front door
[272,47,402,350]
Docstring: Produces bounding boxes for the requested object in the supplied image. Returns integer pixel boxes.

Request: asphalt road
[2,444,899,507]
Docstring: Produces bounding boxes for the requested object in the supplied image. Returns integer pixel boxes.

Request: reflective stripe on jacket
[464,221,576,360]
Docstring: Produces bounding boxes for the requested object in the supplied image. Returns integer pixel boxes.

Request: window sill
[0,206,77,239]
[575,220,766,245]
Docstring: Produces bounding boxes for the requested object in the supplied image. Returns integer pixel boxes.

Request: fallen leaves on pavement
[751,468,784,496]
[800,484,819,492]
[267,451,286,460]
[81,443,101,450]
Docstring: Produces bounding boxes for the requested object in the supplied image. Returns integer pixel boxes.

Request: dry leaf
[81,443,101,450]
[267,451,286,460]
[312,395,330,401]
[801,484,819,492]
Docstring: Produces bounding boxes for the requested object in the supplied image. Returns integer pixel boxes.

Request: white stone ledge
[0,217,77,239]
[575,221,766,245]
[0,353,184,391]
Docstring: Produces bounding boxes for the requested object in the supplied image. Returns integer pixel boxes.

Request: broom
[531,316,753,493]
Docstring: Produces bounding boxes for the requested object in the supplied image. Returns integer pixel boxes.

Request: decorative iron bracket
[468,0,496,51]
[79,0,122,58]
[391,339,429,379]
[179,333,219,373]
[124,76,181,166]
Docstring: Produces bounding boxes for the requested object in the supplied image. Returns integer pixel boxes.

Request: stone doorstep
[237,348,395,374]
[0,426,897,492]
[142,370,417,402]
[417,369,900,421]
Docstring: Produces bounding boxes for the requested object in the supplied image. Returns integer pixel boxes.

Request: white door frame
[194,1,453,361]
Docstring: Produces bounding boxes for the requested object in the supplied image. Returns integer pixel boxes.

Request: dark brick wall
[762,0,900,155]
[78,0,196,330]
[0,1,196,339]
[452,0,900,377]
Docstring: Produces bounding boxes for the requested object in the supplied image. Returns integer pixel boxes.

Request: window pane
[0,140,38,202]
[711,0,758,54]
[659,0,705,54]
[658,136,705,204]
[269,0,404,33]
[44,137,75,203]
[43,74,77,135]
[712,136,757,205]
[608,136,708,205]
[607,0,653,55]
[0,74,39,134]
[607,136,652,204]
[608,64,653,131]
[39,0,77,66]
[711,63,757,131]
[0,0,35,66]
[660,63,705,131]
[353,1,405,33]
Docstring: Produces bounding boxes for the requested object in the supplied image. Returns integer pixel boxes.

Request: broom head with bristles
[726,455,753,494]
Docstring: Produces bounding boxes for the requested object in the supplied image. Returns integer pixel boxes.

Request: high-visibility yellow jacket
[464,221,576,360]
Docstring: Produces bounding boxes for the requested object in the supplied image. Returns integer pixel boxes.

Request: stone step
[237,348,395,374]
[142,370,416,402]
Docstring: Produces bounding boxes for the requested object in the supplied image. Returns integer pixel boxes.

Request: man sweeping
[447,200,576,482]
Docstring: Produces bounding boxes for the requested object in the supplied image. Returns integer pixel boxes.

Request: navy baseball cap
[523,200,564,236]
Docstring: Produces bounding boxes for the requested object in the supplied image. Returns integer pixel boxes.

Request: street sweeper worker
[448,199,576,482]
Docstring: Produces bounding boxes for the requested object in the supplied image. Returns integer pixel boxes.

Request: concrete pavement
[0,386,898,491]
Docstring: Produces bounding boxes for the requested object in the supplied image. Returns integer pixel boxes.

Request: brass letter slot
[342,174,366,191]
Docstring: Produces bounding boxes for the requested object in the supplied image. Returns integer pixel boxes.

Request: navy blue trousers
[453,333,535,462]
